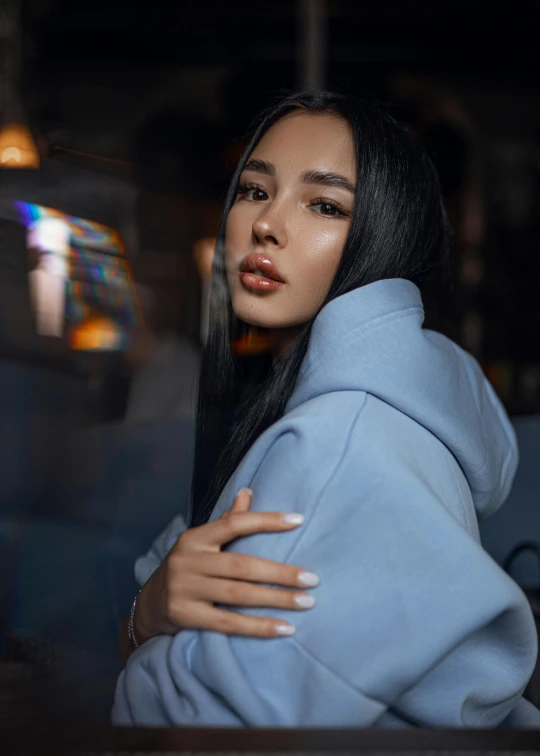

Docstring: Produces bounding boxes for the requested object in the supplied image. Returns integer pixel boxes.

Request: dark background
[13,0,540,412]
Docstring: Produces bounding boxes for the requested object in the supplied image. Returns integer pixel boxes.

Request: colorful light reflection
[16,201,141,352]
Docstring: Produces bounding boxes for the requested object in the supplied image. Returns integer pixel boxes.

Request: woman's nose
[252,207,287,248]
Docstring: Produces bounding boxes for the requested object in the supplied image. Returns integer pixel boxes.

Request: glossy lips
[239,254,285,292]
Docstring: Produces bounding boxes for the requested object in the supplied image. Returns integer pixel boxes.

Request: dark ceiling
[23,0,540,80]
[15,0,540,173]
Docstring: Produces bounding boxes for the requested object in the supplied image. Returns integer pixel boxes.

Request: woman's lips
[239,254,285,293]
[239,272,284,292]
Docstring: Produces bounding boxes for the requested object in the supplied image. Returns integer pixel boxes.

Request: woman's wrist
[130,586,156,646]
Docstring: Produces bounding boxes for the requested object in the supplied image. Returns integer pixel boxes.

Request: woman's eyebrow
[243,158,275,176]
[242,161,356,195]
[301,169,356,194]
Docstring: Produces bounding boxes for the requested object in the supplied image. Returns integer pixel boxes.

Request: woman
[113,92,539,727]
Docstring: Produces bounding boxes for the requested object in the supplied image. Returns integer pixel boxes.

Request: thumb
[230,488,253,514]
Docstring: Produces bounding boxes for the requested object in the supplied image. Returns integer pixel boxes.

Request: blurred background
[2,0,540,725]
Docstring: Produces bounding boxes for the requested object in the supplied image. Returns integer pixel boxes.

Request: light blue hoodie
[113,279,540,728]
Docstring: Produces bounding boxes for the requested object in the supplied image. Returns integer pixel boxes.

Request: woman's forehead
[248,111,355,178]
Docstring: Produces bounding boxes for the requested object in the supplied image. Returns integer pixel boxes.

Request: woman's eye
[311,201,345,217]
[238,184,268,202]
[250,188,268,201]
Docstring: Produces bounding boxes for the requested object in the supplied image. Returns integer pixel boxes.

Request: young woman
[113,92,539,728]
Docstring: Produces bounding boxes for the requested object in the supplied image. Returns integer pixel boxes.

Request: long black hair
[190,91,451,526]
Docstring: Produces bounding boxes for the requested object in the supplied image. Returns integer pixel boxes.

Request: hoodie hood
[288,279,518,520]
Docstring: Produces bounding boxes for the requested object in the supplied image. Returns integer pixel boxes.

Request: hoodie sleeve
[133,514,188,587]
[113,395,538,728]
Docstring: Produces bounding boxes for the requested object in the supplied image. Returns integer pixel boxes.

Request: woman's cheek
[304,230,345,273]
[225,205,240,243]
[226,206,252,258]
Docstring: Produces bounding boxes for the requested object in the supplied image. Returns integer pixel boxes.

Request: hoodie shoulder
[355,394,482,539]
[287,388,480,539]
[225,388,479,544]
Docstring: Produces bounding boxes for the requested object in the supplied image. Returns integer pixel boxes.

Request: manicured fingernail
[275,623,296,636]
[282,513,304,525]
[237,488,252,497]
[298,571,320,587]
[294,594,316,609]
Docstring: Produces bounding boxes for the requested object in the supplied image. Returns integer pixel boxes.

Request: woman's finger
[218,489,252,521]
[200,510,305,547]
[198,605,297,639]
[196,576,316,612]
[229,488,253,514]
[200,551,320,589]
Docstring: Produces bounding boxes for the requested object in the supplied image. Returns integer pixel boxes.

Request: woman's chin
[230,289,311,332]
[231,298,283,331]
[235,313,285,330]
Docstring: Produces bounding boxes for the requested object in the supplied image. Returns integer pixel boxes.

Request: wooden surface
[3,725,540,755]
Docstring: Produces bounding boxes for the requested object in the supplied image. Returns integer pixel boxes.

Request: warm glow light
[70,315,123,351]
[2,146,21,163]
[193,237,216,280]
[0,122,40,169]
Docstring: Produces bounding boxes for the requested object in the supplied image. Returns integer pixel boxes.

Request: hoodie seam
[299,307,422,386]
[444,452,475,537]
[239,395,367,627]
[280,394,368,568]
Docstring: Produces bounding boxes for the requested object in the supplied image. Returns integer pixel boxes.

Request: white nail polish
[298,571,320,587]
[237,488,252,497]
[275,624,296,636]
[294,594,316,609]
[283,513,304,525]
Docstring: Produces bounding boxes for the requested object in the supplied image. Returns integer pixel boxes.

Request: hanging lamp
[0,0,40,170]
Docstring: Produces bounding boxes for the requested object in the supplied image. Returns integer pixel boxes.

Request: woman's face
[225,110,356,331]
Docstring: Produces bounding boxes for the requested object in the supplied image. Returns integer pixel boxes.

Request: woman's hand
[133,489,319,642]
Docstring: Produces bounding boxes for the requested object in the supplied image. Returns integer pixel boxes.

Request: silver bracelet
[128,589,142,650]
